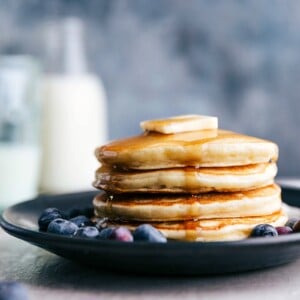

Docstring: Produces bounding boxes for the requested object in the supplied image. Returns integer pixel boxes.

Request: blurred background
[0,0,300,206]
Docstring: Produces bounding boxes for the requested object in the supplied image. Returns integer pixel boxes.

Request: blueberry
[276,226,293,235]
[38,208,66,231]
[47,218,78,236]
[70,215,94,227]
[110,226,133,242]
[293,220,300,232]
[133,224,167,243]
[0,281,29,300]
[285,218,299,229]
[251,224,278,238]
[98,227,115,240]
[74,226,99,239]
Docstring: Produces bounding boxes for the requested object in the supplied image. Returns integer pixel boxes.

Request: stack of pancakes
[93,115,287,241]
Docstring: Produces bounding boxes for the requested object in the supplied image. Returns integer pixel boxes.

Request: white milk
[39,18,107,193]
[39,74,107,193]
[0,143,40,208]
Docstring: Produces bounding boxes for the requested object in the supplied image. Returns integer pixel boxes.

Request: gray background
[1,0,300,176]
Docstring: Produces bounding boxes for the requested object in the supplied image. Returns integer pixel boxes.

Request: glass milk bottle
[0,56,41,209]
[39,18,107,194]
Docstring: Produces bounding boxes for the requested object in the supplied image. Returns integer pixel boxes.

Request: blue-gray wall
[1,0,300,176]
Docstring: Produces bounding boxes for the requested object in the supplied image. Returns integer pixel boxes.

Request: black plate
[1,190,300,275]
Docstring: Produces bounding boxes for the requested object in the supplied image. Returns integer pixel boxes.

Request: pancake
[96,129,278,170]
[93,184,282,222]
[95,209,287,241]
[155,209,287,241]
[94,163,277,193]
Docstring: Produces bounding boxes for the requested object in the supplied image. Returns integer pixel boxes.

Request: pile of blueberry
[38,206,300,241]
[251,218,300,237]
[38,207,167,243]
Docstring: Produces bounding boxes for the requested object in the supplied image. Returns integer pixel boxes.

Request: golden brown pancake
[95,209,287,241]
[94,163,277,193]
[93,184,282,222]
[96,129,278,170]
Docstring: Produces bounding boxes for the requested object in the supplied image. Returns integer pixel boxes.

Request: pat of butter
[140,115,218,134]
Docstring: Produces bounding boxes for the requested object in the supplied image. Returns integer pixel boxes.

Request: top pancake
[96,129,278,170]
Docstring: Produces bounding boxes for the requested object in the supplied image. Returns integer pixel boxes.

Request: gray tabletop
[0,229,300,300]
